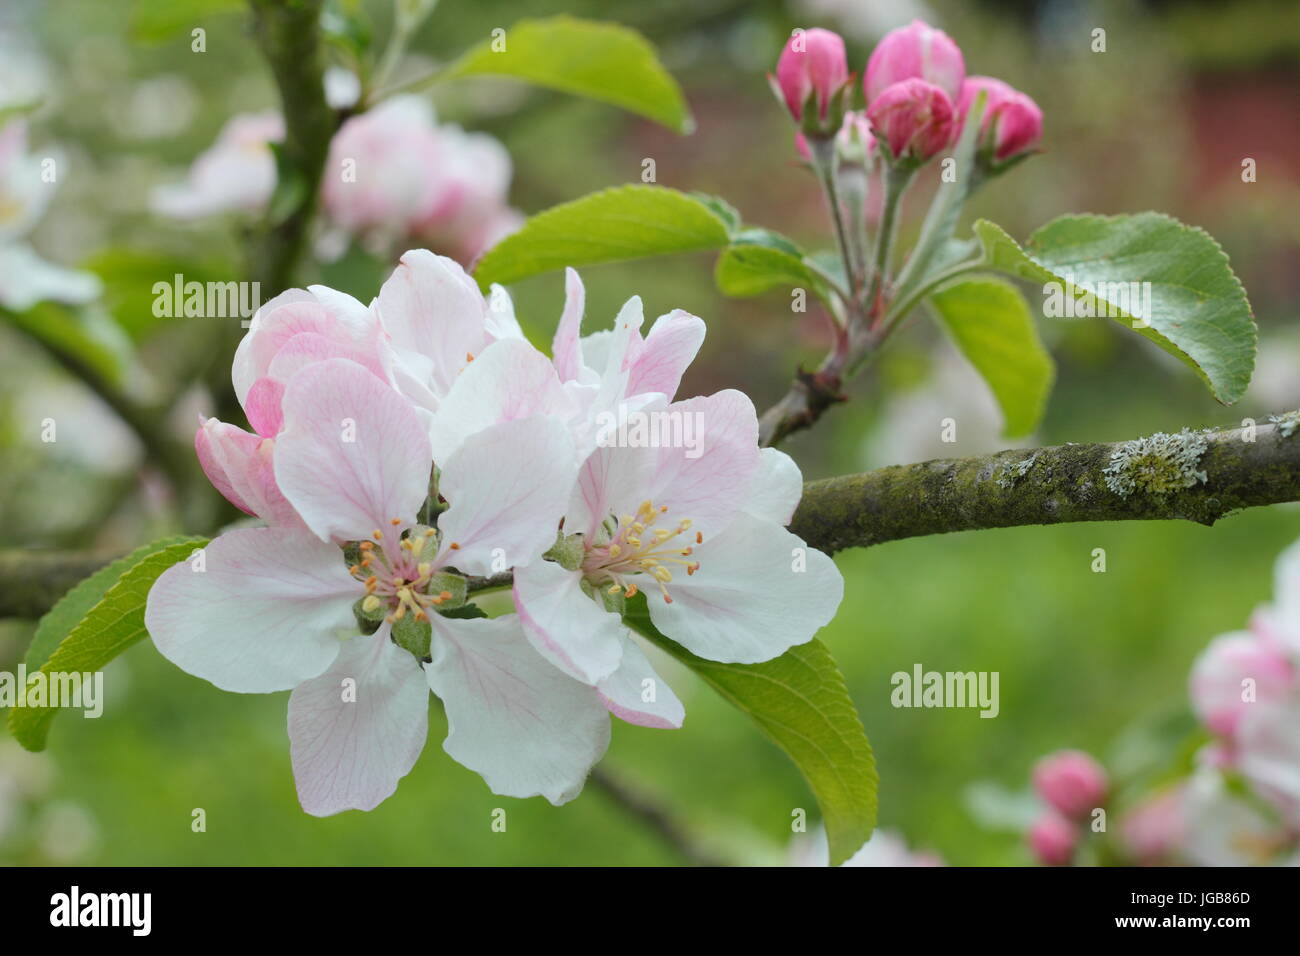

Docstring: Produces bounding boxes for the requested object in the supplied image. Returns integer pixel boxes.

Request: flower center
[582,499,702,604]
[348,524,453,623]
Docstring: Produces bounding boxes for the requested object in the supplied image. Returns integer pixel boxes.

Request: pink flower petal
[275,358,431,543]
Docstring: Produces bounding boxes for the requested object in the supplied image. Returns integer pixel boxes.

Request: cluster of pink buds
[773,20,1042,169]
[1026,750,1109,865]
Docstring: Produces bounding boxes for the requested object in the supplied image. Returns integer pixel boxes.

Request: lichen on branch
[790,415,1300,554]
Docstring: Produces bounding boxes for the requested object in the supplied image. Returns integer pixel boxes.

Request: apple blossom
[774,27,849,123]
[150,111,284,219]
[1236,698,1300,830]
[863,19,965,106]
[155,98,519,265]
[322,96,520,263]
[956,76,1043,161]
[1188,629,1293,742]
[866,77,955,164]
[146,358,602,814]
[0,120,101,310]
[1251,536,1300,653]
[513,307,843,726]
[1032,749,1108,821]
[1178,764,1289,866]
[408,122,523,265]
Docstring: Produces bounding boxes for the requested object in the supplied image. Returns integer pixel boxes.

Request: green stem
[809,138,858,305]
[864,163,914,315]
[882,255,989,328]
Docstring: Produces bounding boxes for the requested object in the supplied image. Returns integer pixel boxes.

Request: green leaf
[690,193,742,235]
[714,228,831,304]
[2,302,125,387]
[473,185,732,289]
[444,17,692,133]
[7,536,208,751]
[929,277,1055,437]
[624,594,877,866]
[131,0,244,44]
[22,539,194,673]
[974,215,1256,403]
[86,250,236,342]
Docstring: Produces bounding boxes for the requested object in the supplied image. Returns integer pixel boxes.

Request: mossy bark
[789,420,1300,554]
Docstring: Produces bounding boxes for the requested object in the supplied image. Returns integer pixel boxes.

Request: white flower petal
[597,634,684,729]
[513,559,625,684]
[288,625,430,816]
[426,614,610,804]
[647,513,843,664]
[145,527,355,693]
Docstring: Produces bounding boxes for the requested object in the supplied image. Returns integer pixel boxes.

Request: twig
[0,551,114,620]
[588,766,728,866]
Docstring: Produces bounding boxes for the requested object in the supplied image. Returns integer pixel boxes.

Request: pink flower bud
[866,78,954,162]
[956,76,1043,160]
[1033,750,1108,820]
[1190,629,1294,741]
[1027,812,1078,867]
[775,28,849,122]
[864,20,965,106]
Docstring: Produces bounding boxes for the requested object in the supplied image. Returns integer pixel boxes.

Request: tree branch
[0,551,114,620]
[588,766,727,866]
[790,416,1300,554]
[6,416,1298,618]
[246,0,337,295]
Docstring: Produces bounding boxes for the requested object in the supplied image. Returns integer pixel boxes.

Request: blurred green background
[2,0,1299,864]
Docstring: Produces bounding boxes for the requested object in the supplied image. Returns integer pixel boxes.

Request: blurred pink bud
[322,96,443,237]
[151,112,284,219]
[957,76,1044,160]
[866,78,954,162]
[1033,750,1108,820]
[864,20,965,106]
[1120,788,1186,864]
[1189,630,1295,741]
[1027,812,1078,866]
[775,28,848,121]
